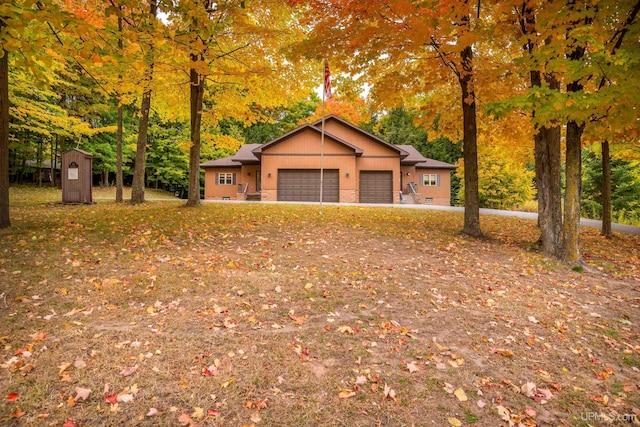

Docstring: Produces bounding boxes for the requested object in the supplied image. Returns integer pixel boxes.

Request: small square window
[425,198,433,204]
[217,173,235,185]
[422,174,439,186]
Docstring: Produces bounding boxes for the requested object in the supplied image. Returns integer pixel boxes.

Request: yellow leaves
[448,417,462,427]
[336,325,354,335]
[338,389,356,399]
[220,378,236,388]
[454,388,468,402]
[492,348,515,357]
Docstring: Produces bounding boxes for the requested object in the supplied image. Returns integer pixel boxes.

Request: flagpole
[319,62,326,214]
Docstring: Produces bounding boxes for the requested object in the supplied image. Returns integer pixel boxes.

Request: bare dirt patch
[1,194,639,426]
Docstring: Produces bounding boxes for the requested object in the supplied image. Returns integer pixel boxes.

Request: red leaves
[104,392,117,404]
[6,392,19,402]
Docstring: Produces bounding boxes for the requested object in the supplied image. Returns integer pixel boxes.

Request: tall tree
[169,0,316,206]
[290,0,484,236]
[0,18,9,229]
[516,1,563,257]
[130,0,158,204]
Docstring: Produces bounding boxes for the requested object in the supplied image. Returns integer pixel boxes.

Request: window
[217,172,235,185]
[422,174,439,186]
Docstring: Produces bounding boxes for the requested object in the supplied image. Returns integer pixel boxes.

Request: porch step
[246,192,261,201]
[400,193,420,204]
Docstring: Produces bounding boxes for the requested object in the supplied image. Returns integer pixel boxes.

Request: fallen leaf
[6,392,18,402]
[492,348,515,357]
[62,419,77,427]
[443,382,455,394]
[117,393,134,403]
[120,366,137,376]
[454,388,468,402]
[448,417,462,426]
[208,408,220,416]
[337,325,354,334]
[9,407,26,418]
[339,389,356,399]
[74,387,91,401]
[477,399,486,408]
[250,412,262,423]
[146,408,160,417]
[432,337,449,351]
[383,383,396,400]
[178,413,193,426]
[58,362,71,375]
[104,392,118,404]
[192,407,205,419]
[221,378,236,388]
[355,375,368,385]
[521,382,537,398]
[496,405,511,422]
[406,361,418,373]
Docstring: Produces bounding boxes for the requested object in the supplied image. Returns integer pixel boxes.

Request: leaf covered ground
[1,187,639,426]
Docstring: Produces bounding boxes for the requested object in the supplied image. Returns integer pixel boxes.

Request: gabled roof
[396,145,457,169]
[252,124,363,158]
[200,143,262,168]
[396,145,427,165]
[312,115,408,158]
[414,158,458,169]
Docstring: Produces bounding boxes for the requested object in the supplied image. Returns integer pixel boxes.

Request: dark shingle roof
[396,144,457,169]
[200,143,262,168]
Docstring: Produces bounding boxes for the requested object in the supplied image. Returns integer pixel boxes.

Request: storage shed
[61,148,93,204]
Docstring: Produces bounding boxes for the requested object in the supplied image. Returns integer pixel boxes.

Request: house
[200,115,457,205]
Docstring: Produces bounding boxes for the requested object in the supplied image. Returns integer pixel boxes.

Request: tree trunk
[115,13,124,203]
[601,139,612,238]
[532,74,563,257]
[116,102,123,202]
[562,6,588,265]
[130,87,152,204]
[130,1,157,204]
[563,119,584,264]
[459,43,481,237]
[186,63,204,207]
[0,44,10,229]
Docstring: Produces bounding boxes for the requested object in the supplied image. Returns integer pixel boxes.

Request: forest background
[1,0,639,263]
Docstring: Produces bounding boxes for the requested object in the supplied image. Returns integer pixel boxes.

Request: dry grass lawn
[1,186,639,426]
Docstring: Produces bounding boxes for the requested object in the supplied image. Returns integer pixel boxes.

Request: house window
[217,172,235,185]
[422,174,439,186]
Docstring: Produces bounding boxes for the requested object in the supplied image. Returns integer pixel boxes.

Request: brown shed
[61,148,93,204]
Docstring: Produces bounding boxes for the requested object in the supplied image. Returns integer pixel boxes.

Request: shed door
[360,171,393,204]
[278,169,339,202]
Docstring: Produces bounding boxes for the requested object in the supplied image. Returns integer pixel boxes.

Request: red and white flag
[323,60,332,100]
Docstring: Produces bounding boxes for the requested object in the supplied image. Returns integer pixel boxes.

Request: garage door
[360,171,393,204]
[278,169,339,202]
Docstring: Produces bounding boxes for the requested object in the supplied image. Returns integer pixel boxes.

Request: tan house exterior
[201,115,457,205]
